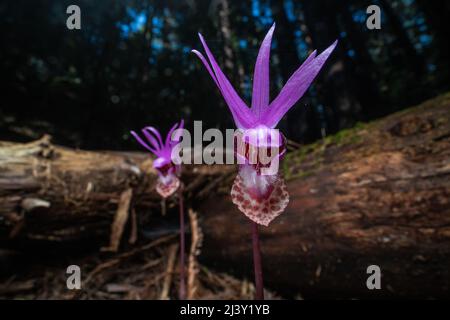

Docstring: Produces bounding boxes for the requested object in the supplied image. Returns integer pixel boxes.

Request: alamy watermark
[66,5,81,30]
[366,5,381,30]
[66,264,81,290]
[366,265,381,290]
[167,121,283,176]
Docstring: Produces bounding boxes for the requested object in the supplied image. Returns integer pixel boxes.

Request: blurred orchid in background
[131,120,184,198]
[193,22,337,299]
[130,120,187,299]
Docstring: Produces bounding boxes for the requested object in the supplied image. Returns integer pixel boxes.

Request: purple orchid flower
[193,22,337,301]
[131,119,187,299]
[193,23,337,227]
[131,120,184,198]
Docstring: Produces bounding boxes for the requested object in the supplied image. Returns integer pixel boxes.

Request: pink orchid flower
[193,23,337,226]
[131,120,187,299]
[131,120,184,198]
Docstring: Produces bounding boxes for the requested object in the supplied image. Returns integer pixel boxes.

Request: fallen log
[0,135,232,247]
[0,135,154,245]
[198,92,450,298]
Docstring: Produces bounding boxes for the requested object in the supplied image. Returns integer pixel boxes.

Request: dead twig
[187,209,202,299]
[0,280,35,295]
[128,208,138,244]
[103,188,133,252]
[85,234,177,287]
[159,243,178,300]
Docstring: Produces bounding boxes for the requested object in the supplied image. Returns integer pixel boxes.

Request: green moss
[436,116,448,127]
[282,122,366,180]
[282,91,450,180]
[322,123,365,147]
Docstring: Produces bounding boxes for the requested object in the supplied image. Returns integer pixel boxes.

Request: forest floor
[0,211,281,300]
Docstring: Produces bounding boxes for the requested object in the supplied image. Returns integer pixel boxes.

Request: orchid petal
[192,50,251,128]
[197,33,255,129]
[191,50,220,88]
[143,126,164,149]
[142,128,162,151]
[166,119,184,147]
[130,130,158,154]
[165,122,179,147]
[263,40,338,127]
[251,23,275,120]
[171,119,184,144]
[192,49,248,128]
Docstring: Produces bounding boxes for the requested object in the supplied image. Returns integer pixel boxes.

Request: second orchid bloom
[131,120,184,198]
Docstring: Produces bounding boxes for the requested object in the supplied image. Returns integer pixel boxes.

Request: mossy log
[198,93,450,298]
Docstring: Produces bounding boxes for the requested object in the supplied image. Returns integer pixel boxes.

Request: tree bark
[0,135,153,244]
[0,135,232,245]
[198,92,450,298]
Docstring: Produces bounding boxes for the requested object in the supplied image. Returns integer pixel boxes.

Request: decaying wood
[159,243,178,300]
[0,135,155,243]
[187,209,202,299]
[128,208,138,245]
[103,188,133,252]
[0,136,232,244]
[198,93,450,298]
[0,279,35,295]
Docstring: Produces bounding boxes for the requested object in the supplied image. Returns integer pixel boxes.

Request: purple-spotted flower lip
[192,23,337,130]
[130,120,184,172]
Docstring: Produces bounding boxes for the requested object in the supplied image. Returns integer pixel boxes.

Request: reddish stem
[251,221,264,300]
[178,186,186,300]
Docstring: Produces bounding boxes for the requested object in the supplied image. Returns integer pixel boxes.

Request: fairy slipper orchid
[193,23,337,226]
[130,120,184,198]
[131,120,187,299]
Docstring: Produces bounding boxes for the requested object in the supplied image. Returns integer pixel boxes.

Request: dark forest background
[0,0,449,150]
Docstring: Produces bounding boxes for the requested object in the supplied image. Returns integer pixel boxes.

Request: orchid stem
[161,198,166,216]
[178,186,186,300]
[251,221,264,300]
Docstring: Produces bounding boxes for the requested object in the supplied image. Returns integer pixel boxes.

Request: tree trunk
[379,0,426,79]
[302,0,363,136]
[198,92,450,298]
